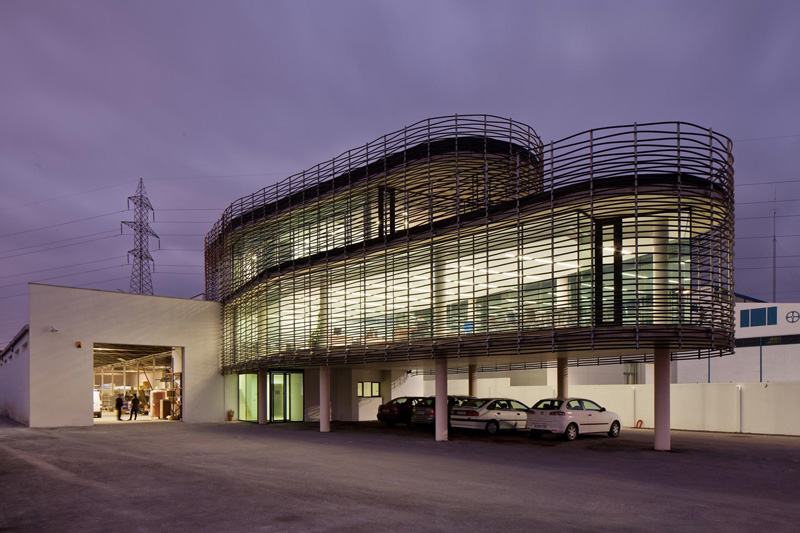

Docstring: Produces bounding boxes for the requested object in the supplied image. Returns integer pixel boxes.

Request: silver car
[526,398,621,441]
[450,398,530,435]
[411,395,476,426]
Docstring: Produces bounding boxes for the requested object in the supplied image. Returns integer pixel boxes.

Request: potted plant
[226,409,234,421]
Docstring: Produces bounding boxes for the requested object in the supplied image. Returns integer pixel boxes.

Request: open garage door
[93,343,182,423]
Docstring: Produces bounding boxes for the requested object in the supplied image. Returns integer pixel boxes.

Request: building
[0,116,738,449]
[676,301,800,383]
[204,115,735,449]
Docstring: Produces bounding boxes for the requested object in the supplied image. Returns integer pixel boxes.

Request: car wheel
[486,420,500,435]
[608,421,620,438]
[563,423,578,441]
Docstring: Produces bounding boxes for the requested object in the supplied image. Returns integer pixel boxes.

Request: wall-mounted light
[49,326,58,333]
[75,341,82,348]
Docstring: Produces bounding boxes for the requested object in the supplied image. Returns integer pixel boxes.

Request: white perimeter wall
[414,371,800,436]
[28,284,222,428]
[0,332,31,425]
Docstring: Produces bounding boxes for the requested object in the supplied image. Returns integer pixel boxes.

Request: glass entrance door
[271,373,285,421]
[238,373,258,422]
[268,371,304,422]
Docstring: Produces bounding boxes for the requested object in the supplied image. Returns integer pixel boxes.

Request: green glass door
[271,373,285,421]
[238,373,258,422]
[268,371,304,422]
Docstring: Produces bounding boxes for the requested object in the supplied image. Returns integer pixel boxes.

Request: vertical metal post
[319,366,330,432]
[435,357,448,442]
[773,195,777,302]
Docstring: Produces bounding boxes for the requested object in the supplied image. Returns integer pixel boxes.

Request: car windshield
[532,399,563,410]
[460,399,489,408]
[418,398,434,406]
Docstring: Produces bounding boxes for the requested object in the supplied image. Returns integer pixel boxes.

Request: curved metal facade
[205,116,734,373]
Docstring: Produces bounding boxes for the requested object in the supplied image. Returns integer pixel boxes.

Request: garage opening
[93,343,183,423]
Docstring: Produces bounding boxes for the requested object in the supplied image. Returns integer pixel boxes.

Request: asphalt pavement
[0,416,798,532]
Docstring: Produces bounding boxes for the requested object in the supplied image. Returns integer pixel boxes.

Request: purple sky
[1,0,799,346]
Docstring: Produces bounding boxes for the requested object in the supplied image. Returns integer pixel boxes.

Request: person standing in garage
[128,393,140,421]
[115,394,124,420]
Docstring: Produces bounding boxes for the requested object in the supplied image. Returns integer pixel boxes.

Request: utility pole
[122,179,159,295]
[773,192,777,302]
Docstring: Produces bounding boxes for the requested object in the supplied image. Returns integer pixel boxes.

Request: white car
[450,398,530,435]
[526,398,620,441]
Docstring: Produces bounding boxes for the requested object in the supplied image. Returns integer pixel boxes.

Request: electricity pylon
[122,179,159,295]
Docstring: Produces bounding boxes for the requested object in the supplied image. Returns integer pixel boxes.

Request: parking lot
[1,416,799,531]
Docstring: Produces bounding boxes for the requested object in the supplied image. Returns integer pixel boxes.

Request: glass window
[510,400,528,410]
[532,399,563,410]
[357,382,380,398]
[238,373,258,422]
[289,372,304,421]
[751,308,767,327]
[566,400,583,410]
[581,400,602,411]
[462,399,489,408]
[740,310,750,327]
[768,306,778,326]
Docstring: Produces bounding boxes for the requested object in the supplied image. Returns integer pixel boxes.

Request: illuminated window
[357,381,380,398]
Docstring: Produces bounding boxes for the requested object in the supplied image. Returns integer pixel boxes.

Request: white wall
[677,302,800,384]
[0,331,30,425]
[304,368,321,422]
[677,345,800,384]
[329,368,384,421]
[28,284,222,427]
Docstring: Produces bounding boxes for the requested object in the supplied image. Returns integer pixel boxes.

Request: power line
[0,210,128,238]
[737,214,800,221]
[0,230,118,255]
[0,234,120,260]
[733,134,800,142]
[0,264,127,290]
[736,234,800,240]
[1,182,136,212]
[737,179,800,187]
[736,265,800,271]
[0,256,126,279]
[158,208,225,211]
[737,254,800,260]
[738,198,800,206]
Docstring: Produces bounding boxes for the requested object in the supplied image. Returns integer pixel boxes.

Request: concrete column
[435,357,448,442]
[258,369,267,425]
[319,366,330,433]
[654,346,671,451]
[468,364,478,397]
[557,357,568,398]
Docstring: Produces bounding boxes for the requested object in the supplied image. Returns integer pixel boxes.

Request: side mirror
[600,407,606,412]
